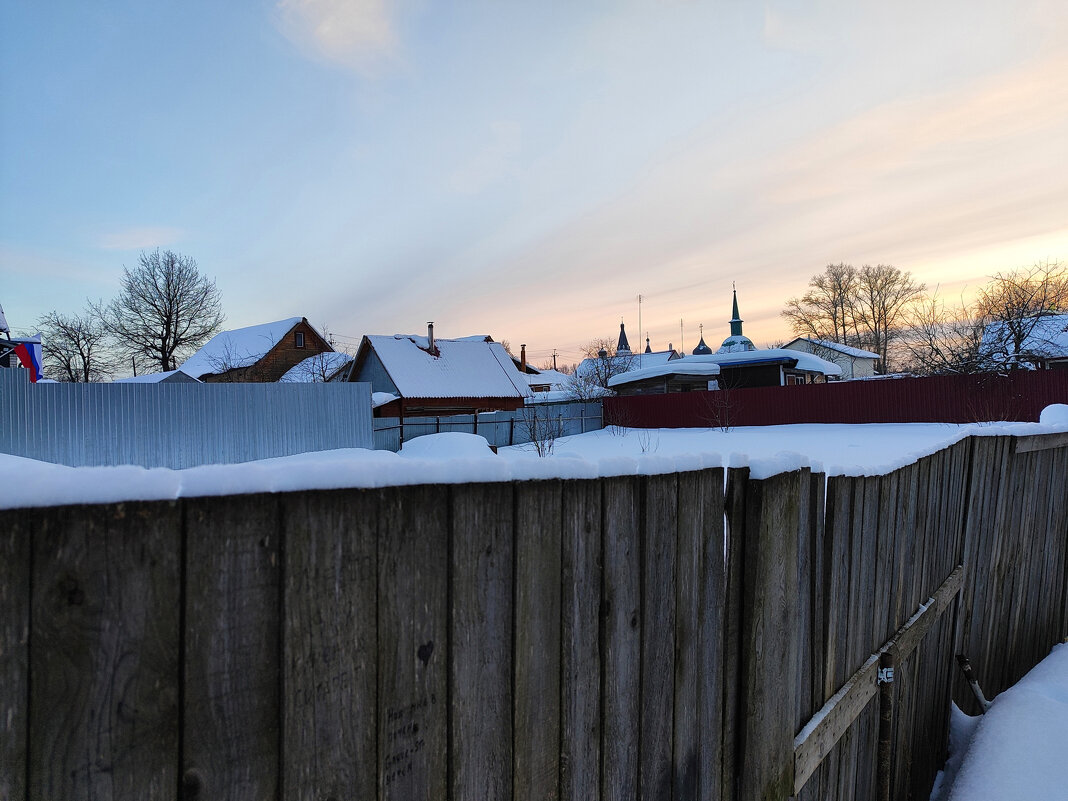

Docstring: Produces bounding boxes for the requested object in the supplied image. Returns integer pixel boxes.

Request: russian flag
[14,338,43,382]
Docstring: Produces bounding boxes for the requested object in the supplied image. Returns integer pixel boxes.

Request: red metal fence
[604,369,1068,428]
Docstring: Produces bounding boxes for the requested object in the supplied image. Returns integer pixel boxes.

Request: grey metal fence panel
[0,371,373,469]
[370,401,604,452]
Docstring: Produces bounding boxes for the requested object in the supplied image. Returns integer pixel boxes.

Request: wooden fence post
[738,471,801,801]
[29,501,182,800]
[560,480,603,801]
[281,489,378,801]
[183,494,281,801]
[1,510,32,801]
[376,485,449,801]
[640,473,679,801]
[450,483,515,801]
[513,480,563,801]
[722,466,748,801]
[601,476,642,800]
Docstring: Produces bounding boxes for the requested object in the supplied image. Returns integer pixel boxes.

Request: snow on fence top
[2,407,1066,510]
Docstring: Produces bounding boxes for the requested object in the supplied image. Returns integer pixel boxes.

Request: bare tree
[901,292,987,375]
[851,264,926,372]
[783,262,924,372]
[518,404,565,456]
[782,263,860,345]
[101,250,224,372]
[37,306,117,382]
[975,261,1068,369]
[565,337,636,399]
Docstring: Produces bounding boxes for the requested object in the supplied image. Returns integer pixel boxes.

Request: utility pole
[552,349,558,371]
[638,294,643,368]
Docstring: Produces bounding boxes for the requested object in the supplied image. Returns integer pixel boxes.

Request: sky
[2,0,1067,370]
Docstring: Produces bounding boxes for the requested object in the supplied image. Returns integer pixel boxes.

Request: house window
[295,332,305,348]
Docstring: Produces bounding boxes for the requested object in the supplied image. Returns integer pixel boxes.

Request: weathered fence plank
[376,485,449,801]
[722,467,748,801]
[673,472,702,801]
[560,480,602,801]
[738,471,800,801]
[514,480,563,801]
[449,483,515,801]
[601,476,642,800]
[0,511,31,801]
[183,494,281,801]
[281,489,378,801]
[697,468,728,801]
[640,473,679,801]
[30,502,181,800]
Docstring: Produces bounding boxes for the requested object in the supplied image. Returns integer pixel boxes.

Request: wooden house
[179,317,333,383]
[342,324,532,417]
[782,338,879,379]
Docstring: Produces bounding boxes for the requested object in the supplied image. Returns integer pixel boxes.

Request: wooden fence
[605,369,1068,428]
[1,432,1066,800]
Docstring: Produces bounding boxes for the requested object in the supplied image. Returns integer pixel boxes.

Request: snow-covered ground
[2,407,1066,510]
[932,643,1068,801]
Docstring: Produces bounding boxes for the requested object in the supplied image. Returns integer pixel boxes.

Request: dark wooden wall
[1,433,1065,801]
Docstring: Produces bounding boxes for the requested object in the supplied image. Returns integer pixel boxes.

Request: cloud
[275,0,397,73]
[97,226,184,251]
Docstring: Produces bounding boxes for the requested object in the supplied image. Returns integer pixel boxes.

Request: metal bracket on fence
[877,666,894,684]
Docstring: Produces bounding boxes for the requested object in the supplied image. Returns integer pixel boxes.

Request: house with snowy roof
[342,323,532,417]
[610,290,841,395]
[178,317,334,382]
[979,313,1068,371]
[782,338,880,379]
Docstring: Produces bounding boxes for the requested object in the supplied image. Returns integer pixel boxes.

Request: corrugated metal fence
[605,369,1068,428]
[372,401,603,451]
[0,369,373,468]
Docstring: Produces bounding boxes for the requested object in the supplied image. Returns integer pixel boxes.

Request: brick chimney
[520,344,527,373]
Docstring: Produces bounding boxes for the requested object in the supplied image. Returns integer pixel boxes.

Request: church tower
[616,321,632,356]
[718,288,756,353]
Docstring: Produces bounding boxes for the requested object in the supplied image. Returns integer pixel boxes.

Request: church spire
[616,320,632,355]
[729,285,743,337]
[718,285,756,353]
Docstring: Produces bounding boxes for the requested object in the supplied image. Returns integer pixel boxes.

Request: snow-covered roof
[179,317,306,379]
[678,349,843,375]
[785,338,880,360]
[279,352,353,383]
[364,335,532,399]
[113,369,201,384]
[980,314,1068,360]
[372,391,400,408]
[526,368,571,389]
[607,360,721,388]
[718,334,756,353]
